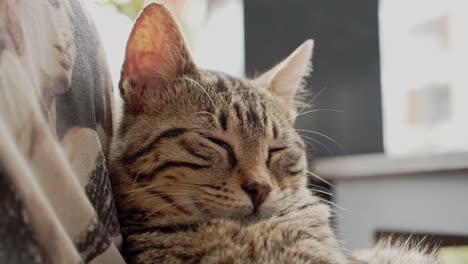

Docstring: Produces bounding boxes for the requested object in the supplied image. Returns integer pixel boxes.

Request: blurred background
[86,0,468,261]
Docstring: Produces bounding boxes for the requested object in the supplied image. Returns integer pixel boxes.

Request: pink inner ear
[127,50,167,85]
[123,4,183,87]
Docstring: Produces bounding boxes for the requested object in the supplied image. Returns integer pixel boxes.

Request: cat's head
[111,4,314,222]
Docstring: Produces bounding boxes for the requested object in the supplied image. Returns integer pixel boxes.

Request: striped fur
[111,68,313,223]
[109,4,440,264]
[109,44,345,262]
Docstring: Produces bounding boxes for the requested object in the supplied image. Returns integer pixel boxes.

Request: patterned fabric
[0,0,124,263]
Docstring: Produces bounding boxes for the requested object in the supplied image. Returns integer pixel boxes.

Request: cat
[109,3,439,264]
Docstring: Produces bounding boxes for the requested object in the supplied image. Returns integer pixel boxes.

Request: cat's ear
[255,40,313,112]
[119,3,196,112]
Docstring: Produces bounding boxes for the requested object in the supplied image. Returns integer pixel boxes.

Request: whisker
[125,184,204,195]
[317,197,350,213]
[310,189,333,197]
[131,167,144,191]
[143,199,206,221]
[286,182,333,197]
[191,198,217,218]
[306,183,332,191]
[299,134,332,154]
[281,129,330,154]
[306,170,333,186]
[295,109,344,120]
[193,111,217,119]
[122,192,192,205]
[126,185,159,194]
[182,77,216,110]
[296,129,346,153]
[308,86,328,106]
[192,111,217,127]
[296,86,328,116]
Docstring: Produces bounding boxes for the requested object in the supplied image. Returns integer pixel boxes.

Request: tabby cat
[109,4,438,264]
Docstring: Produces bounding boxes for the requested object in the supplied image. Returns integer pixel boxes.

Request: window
[380,0,468,157]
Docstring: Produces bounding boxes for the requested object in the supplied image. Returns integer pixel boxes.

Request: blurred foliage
[97,0,145,20]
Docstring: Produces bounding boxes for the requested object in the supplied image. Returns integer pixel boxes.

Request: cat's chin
[220,207,277,225]
[240,212,274,224]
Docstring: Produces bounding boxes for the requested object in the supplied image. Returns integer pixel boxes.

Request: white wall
[334,171,468,249]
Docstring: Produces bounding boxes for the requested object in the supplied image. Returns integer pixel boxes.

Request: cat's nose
[241,181,272,211]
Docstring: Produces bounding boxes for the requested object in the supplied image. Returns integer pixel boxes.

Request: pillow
[0,0,124,263]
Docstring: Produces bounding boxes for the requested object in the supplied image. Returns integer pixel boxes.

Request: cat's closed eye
[204,136,237,169]
[266,146,287,166]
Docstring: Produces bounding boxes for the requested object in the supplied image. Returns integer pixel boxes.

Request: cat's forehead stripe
[215,76,229,93]
[206,72,271,136]
[122,127,188,164]
[219,110,228,131]
[272,122,279,139]
[233,103,243,123]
